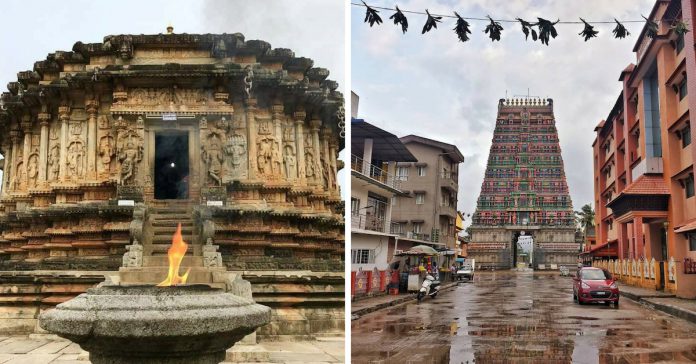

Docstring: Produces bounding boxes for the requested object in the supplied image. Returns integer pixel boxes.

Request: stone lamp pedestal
[39,284,271,364]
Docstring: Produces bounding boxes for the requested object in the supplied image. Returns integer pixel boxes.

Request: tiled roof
[621,175,670,195]
[675,218,696,234]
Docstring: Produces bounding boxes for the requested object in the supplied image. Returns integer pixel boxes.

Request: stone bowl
[39,284,271,364]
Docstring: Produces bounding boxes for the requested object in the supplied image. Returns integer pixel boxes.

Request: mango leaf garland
[485,16,504,42]
[643,15,659,38]
[516,18,537,41]
[422,9,442,34]
[536,18,559,45]
[612,19,630,39]
[453,12,472,42]
[362,1,382,27]
[579,18,598,41]
[672,20,690,36]
[389,6,408,33]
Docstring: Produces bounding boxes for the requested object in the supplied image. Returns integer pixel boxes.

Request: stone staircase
[147,205,200,256]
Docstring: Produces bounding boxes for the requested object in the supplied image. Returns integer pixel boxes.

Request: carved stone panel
[115,118,143,186]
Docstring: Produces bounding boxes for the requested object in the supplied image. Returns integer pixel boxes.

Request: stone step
[119,267,226,284]
[151,220,194,227]
[150,214,192,221]
[152,226,194,235]
[226,342,343,363]
[150,242,196,253]
[142,256,205,267]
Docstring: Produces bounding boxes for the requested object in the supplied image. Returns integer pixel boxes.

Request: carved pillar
[321,126,331,190]
[294,110,307,185]
[0,142,7,195]
[246,98,258,179]
[309,118,322,186]
[38,112,50,184]
[329,138,339,194]
[272,103,284,177]
[58,106,70,182]
[21,115,33,189]
[2,138,13,195]
[85,99,98,180]
[8,130,21,192]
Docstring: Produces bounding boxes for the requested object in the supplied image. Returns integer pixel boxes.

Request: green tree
[574,204,595,234]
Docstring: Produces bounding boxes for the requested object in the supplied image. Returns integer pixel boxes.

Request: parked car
[572,267,619,307]
[456,260,475,281]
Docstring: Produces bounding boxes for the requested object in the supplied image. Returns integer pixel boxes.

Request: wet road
[352,271,696,364]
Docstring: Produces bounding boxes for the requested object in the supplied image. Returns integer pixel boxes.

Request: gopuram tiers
[0,30,344,337]
[468,97,579,270]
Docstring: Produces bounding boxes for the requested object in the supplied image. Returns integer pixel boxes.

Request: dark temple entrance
[154,132,189,200]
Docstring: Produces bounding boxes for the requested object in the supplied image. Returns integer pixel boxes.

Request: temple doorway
[154,131,189,200]
[512,232,534,268]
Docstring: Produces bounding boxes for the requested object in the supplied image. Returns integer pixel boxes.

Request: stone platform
[0,334,344,364]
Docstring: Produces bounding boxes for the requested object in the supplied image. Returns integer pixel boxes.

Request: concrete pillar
[245,98,258,179]
[58,106,70,182]
[309,118,322,186]
[362,138,373,175]
[633,217,644,260]
[86,100,99,180]
[38,113,50,184]
[294,110,306,184]
[618,222,628,259]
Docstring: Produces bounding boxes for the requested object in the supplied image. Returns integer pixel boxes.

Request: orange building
[588,0,696,298]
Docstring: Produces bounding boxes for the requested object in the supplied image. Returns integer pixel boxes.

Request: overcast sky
[352,0,654,225]
[0,0,345,196]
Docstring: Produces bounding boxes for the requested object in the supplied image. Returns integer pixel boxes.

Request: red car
[572,267,619,307]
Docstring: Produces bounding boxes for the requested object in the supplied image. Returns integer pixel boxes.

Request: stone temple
[468,97,578,270]
[0,29,345,338]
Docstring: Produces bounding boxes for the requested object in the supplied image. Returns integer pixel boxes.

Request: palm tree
[575,203,595,234]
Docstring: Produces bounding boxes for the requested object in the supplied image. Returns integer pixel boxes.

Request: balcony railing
[351,213,387,233]
[351,154,402,190]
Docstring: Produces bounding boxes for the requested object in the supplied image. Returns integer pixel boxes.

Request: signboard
[162,112,177,121]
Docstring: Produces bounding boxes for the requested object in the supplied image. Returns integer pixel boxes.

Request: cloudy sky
[0,0,345,195]
[352,0,654,225]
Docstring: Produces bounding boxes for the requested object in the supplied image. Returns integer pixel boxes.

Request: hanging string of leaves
[579,18,598,41]
[612,19,630,39]
[354,3,692,44]
[537,18,559,45]
[422,9,442,34]
[516,18,537,41]
[390,6,408,33]
[485,16,504,42]
[362,1,382,27]
[453,12,472,42]
[643,15,659,38]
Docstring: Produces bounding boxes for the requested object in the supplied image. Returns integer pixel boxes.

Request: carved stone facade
[0,31,344,338]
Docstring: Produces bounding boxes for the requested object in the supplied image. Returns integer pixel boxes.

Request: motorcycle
[417,274,440,302]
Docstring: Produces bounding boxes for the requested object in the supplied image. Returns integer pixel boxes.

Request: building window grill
[415,193,425,205]
[351,249,375,264]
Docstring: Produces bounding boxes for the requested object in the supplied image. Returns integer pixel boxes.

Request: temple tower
[468,97,578,270]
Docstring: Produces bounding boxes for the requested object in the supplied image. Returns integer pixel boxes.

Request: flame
[157,223,191,286]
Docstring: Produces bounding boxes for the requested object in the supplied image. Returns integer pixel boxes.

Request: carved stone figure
[203,133,224,186]
[225,132,247,178]
[117,129,143,185]
[305,153,316,178]
[14,161,25,190]
[257,137,273,176]
[48,146,60,180]
[203,238,223,268]
[122,239,143,268]
[98,135,115,171]
[271,142,282,177]
[98,115,110,129]
[27,154,38,187]
[70,121,83,135]
[283,145,296,179]
[67,140,86,177]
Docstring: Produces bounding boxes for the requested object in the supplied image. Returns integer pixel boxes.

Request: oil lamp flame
[157,223,191,286]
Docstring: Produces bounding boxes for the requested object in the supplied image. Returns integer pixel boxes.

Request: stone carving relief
[203,238,223,268]
[98,135,116,177]
[256,118,280,179]
[27,153,38,187]
[225,131,247,179]
[111,87,230,113]
[122,239,143,268]
[201,118,226,186]
[116,127,143,186]
[67,140,86,178]
[48,145,60,181]
[283,145,296,179]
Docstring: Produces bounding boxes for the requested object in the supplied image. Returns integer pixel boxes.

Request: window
[686,174,695,198]
[677,32,685,54]
[396,166,409,181]
[413,222,423,233]
[415,193,425,205]
[351,198,360,216]
[351,249,375,264]
[679,78,688,101]
[391,223,403,234]
[689,234,696,251]
[417,166,426,176]
[681,124,691,148]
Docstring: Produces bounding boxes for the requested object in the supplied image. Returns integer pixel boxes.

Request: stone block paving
[0,334,344,364]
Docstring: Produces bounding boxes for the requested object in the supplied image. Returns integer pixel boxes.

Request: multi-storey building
[588,0,696,298]
[468,97,578,270]
[350,118,416,272]
[390,135,464,254]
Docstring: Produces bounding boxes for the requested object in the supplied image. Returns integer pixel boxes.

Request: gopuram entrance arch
[0,30,345,339]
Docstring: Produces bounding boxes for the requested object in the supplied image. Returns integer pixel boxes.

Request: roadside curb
[620,292,696,325]
[351,282,459,320]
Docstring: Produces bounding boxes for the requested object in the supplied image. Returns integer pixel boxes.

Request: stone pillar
[58,106,70,182]
[21,115,33,189]
[85,99,99,180]
[294,110,307,185]
[245,98,258,179]
[309,118,322,186]
[272,103,284,177]
[329,139,339,194]
[38,112,50,184]
[1,139,13,195]
[8,130,21,192]
[321,127,331,190]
